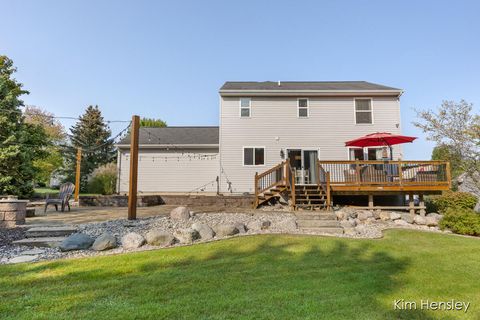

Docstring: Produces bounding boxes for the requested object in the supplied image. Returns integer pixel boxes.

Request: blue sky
[1,0,479,159]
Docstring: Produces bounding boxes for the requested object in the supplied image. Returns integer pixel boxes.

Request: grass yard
[0,230,479,320]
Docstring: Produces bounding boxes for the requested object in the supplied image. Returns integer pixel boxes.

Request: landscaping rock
[92,233,117,251]
[357,210,373,221]
[373,210,382,220]
[170,206,190,221]
[234,222,247,234]
[379,211,391,221]
[173,228,199,244]
[122,232,145,249]
[191,223,215,240]
[413,215,427,225]
[145,229,175,246]
[343,227,357,236]
[21,249,44,255]
[394,219,409,226]
[390,212,401,220]
[427,212,442,222]
[274,219,297,230]
[9,255,38,264]
[401,213,414,224]
[340,220,355,228]
[425,217,439,227]
[335,210,346,220]
[60,233,94,252]
[214,224,239,237]
[246,220,262,231]
[261,220,272,230]
[355,225,367,234]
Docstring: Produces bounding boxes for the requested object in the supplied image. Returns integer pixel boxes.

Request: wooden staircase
[253,160,331,210]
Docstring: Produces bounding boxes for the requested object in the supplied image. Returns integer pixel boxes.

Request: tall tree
[64,105,115,191]
[414,100,480,188]
[24,106,66,185]
[140,117,167,127]
[0,56,48,197]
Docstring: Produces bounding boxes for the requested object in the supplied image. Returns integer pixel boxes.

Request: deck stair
[293,185,328,210]
[12,225,77,248]
[295,211,344,234]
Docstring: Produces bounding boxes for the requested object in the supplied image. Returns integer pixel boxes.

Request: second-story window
[298,98,309,118]
[240,98,251,117]
[355,99,373,124]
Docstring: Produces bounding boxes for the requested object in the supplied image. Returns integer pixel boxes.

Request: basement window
[243,147,265,166]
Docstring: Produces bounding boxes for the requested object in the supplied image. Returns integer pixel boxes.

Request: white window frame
[239,98,251,118]
[347,146,388,160]
[242,146,265,166]
[354,98,374,125]
[297,98,309,118]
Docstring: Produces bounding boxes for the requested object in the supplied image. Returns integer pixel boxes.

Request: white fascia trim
[219,90,403,97]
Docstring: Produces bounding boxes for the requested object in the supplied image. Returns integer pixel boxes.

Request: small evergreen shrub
[428,191,477,214]
[88,163,117,195]
[439,207,480,236]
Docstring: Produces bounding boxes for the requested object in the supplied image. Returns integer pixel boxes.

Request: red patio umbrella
[345,132,417,160]
[345,132,417,148]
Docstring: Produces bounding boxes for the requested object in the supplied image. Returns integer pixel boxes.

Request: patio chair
[44,182,75,213]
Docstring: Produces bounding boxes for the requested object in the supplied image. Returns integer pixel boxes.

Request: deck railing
[317,160,451,188]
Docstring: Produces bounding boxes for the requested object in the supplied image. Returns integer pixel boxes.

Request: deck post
[254,172,259,209]
[419,194,426,217]
[326,172,331,208]
[128,115,140,220]
[355,160,361,185]
[368,194,374,209]
[408,192,415,215]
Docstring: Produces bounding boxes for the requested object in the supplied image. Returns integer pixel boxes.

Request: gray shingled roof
[118,127,219,146]
[220,81,401,91]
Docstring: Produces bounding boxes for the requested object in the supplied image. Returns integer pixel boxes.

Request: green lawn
[0,230,479,320]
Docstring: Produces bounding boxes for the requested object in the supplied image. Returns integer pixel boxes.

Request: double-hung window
[240,98,251,117]
[243,147,265,166]
[355,99,373,124]
[298,98,309,118]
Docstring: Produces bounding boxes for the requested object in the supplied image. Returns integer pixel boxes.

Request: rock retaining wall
[0,198,28,228]
[79,194,254,208]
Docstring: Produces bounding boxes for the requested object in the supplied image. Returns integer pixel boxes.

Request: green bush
[427,191,477,214]
[439,207,480,236]
[88,163,117,195]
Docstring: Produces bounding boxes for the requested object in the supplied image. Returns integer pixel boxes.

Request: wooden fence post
[128,115,140,220]
[74,148,81,202]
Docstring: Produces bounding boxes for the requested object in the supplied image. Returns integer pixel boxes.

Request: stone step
[297,220,340,228]
[26,226,77,238]
[296,213,336,220]
[12,237,66,248]
[300,227,344,235]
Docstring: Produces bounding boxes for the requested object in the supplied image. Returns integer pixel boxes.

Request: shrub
[439,207,480,236]
[88,163,117,195]
[427,191,477,214]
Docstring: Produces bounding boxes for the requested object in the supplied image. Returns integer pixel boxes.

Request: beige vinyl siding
[219,96,402,193]
[118,148,219,193]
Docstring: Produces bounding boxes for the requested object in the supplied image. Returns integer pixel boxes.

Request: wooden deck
[318,160,451,195]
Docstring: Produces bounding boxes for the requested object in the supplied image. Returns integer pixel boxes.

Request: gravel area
[0,210,450,265]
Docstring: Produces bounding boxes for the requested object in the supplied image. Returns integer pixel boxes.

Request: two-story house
[117,81,450,210]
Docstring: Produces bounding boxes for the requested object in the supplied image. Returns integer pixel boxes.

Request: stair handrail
[286,161,296,210]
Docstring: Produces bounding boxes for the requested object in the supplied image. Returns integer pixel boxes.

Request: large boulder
[92,233,117,251]
[261,220,272,230]
[425,217,439,227]
[389,212,401,220]
[234,222,248,234]
[122,232,146,250]
[357,210,373,221]
[340,219,356,228]
[246,220,262,231]
[335,210,347,220]
[170,206,190,221]
[173,228,199,244]
[60,233,94,252]
[191,223,215,240]
[427,212,442,222]
[401,213,414,224]
[394,219,408,226]
[145,229,175,246]
[379,211,391,221]
[413,215,427,225]
[214,224,239,237]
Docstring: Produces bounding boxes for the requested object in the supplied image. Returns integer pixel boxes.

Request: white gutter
[219,89,403,97]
